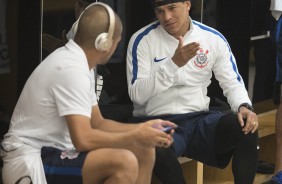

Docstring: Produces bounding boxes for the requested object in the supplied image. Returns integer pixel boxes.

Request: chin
[165,27,177,35]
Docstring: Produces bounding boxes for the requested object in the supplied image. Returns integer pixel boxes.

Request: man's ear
[185,1,191,10]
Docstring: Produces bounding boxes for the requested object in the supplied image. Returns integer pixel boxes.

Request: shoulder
[192,20,227,42]
[44,45,91,87]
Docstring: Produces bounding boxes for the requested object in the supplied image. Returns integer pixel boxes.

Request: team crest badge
[194,49,209,68]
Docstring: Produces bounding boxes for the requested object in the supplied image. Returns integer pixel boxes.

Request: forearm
[75,128,138,152]
[213,49,251,111]
[95,118,140,132]
[223,83,251,112]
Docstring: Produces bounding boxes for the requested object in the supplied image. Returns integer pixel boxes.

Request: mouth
[164,21,176,29]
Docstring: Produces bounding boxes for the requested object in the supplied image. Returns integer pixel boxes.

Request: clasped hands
[136,119,177,148]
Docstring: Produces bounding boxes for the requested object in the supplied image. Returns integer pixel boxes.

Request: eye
[168,5,176,11]
[154,8,163,15]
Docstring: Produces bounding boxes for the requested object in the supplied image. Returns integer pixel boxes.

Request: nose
[163,10,172,21]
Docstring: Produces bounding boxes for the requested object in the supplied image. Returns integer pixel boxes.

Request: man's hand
[171,36,200,67]
[237,107,258,134]
[134,119,177,148]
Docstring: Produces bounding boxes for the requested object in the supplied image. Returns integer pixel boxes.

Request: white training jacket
[126,17,251,117]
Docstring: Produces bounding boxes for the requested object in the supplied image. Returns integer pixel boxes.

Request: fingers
[157,134,174,148]
[238,112,258,134]
[182,42,200,59]
[251,120,258,133]
[237,113,245,127]
[142,119,175,147]
[172,40,200,67]
[178,36,184,48]
[151,121,174,147]
[161,120,178,129]
[243,118,258,134]
[150,119,177,131]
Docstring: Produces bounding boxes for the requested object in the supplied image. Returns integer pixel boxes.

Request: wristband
[238,103,254,112]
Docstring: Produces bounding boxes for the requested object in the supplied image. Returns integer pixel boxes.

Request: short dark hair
[82,0,97,4]
[151,0,187,8]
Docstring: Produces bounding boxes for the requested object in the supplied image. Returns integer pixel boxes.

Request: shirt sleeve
[212,37,252,112]
[126,34,179,106]
[52,67,96,117]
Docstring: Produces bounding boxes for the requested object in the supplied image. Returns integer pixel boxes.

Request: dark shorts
[131,110,228,168]
[41,147,88,184]
[273,15,282,104]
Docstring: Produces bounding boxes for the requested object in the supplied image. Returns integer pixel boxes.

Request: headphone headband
[85,2,115,44]
[69,2,115,51]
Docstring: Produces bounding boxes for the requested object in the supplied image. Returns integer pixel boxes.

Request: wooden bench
[152,109,277,184]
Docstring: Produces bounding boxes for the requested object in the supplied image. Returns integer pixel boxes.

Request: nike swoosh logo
[154,57,167,62]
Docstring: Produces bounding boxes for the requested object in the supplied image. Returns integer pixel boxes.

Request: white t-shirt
[1,39,97,183]
[4,39,97,150]
[67,20,103,100]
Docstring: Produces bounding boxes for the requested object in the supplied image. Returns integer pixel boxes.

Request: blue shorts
[41,147,88,184]
[131,110,228,167]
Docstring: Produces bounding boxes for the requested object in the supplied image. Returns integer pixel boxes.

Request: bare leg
[274,103,282,174]
[126,145,155,184]
[82,148,138,184]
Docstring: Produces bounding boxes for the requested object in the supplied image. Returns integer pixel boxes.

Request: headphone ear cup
[95,33,112,51]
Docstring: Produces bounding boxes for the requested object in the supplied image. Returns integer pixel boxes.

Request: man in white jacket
[126,0,259,183]
[266,0,282,183]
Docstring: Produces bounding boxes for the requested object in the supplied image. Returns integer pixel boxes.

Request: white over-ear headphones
[70,2,115,51]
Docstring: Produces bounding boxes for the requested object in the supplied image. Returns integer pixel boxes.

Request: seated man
[126,0,259,183]
[0,3,176,184]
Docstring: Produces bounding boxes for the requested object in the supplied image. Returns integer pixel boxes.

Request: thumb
[237,113,245,127]
[177,36,184,48]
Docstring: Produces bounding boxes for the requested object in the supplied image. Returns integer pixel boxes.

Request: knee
[117,149,139,172]
[131,146,155,164]
[111,150,139,182]
[240,130,259,149]
[83,149,138,183]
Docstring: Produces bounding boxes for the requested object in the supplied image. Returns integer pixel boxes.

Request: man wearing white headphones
[0,3,176,184]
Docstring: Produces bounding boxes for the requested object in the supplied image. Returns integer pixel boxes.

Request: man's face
[154,1,191,38]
